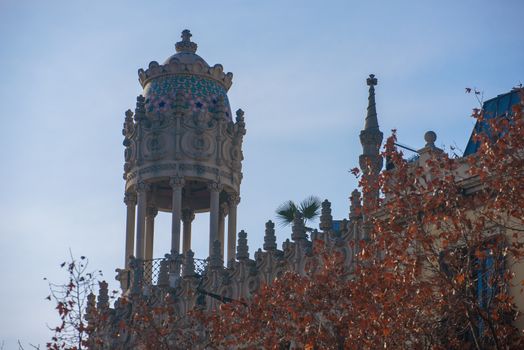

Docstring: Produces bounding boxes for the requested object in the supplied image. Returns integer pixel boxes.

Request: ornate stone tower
[359,74,383,207]
[121,30,246,270]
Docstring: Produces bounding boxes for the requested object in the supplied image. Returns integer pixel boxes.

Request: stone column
[169,176,185,255]
[182,209,195,254]
[208,182,223,257]
[227,193,240,265]
[218,202,228,258]
[135,182,149,260]
[124,192,137,268]
[145,206,158,260]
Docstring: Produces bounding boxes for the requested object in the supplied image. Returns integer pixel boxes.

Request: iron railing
[194,258,208,275]
[142,258,166,286]
[137,256,209,286]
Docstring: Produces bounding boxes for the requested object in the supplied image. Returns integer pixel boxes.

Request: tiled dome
[139,30,233,120]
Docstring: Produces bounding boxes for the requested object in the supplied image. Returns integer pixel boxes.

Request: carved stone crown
[137,30,233,91]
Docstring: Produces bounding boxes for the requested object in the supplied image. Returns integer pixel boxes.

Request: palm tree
[275,196,321,232]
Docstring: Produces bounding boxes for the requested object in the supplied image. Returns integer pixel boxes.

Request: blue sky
[1,0,523,347]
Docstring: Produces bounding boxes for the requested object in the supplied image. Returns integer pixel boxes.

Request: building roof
[463,89,522,156]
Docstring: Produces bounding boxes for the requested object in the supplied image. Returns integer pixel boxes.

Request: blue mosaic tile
[143,75,231,119]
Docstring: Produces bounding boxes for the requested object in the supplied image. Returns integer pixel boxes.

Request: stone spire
[359,74,384,205]
[364,74,379,131]
[319,200,333,232]
[236,230,249,261]
[97,281,109,310]
[263,220,277,251]
[291,212,307,241]
[349,189,362,219]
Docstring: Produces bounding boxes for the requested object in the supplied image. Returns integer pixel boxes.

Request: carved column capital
[220,202,229,216]
[169,175,185,189]
[136,181,150,193]
[181,208,195,223]
[227,193,241,206]
[124,192,137,206]
[146,207,158,218]
[207,181,223,193]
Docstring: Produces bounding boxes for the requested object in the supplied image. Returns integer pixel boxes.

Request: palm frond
[299,195,321,223]
[275,200,298,227]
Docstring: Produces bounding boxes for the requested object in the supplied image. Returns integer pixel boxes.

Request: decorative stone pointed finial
[319,199,333,232]
[235,108,245,126]
[183,250,196,277]
[175,29,198,54]
[157,259,169,286]
[124,109,133,121]
[291,212,307,241]
[123,109,135,138]
[349,189,362,218]
[97,281,109,310]
[134,95,146,123]
[263,220,277,251]
[85,293,96,322]
[209,240,224,268]
[236,230,249,260]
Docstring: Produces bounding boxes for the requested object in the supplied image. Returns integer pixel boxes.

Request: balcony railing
[194,258,207,275]
[131,255,210,288]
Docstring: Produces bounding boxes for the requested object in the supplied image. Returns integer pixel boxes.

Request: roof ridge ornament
[175,29,198,54]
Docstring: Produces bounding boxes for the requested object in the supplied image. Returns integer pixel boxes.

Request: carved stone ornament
[207,181,223,193]
[144,133,166,160]
[169,175,185,189]
[182,208,195,223]
[263,220,277,251]
[136,181,150,193]
[146,206,158,218]
[123,192,137,206]
[227,193,240,206]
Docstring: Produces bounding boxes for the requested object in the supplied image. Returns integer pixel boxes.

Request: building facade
[86,30,524,348]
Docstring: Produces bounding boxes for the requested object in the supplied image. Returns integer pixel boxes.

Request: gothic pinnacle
[365,74,379,131]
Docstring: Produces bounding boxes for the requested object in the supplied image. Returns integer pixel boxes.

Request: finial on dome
[181,29,191,41]
[175,29,198,54]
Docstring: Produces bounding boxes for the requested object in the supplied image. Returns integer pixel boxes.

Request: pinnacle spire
[359,74,384,206]
[364,74,379,131]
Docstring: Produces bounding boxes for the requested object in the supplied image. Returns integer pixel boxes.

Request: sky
[0,0,523,347]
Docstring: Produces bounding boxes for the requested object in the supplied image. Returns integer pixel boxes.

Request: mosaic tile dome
[140,30,233,120]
